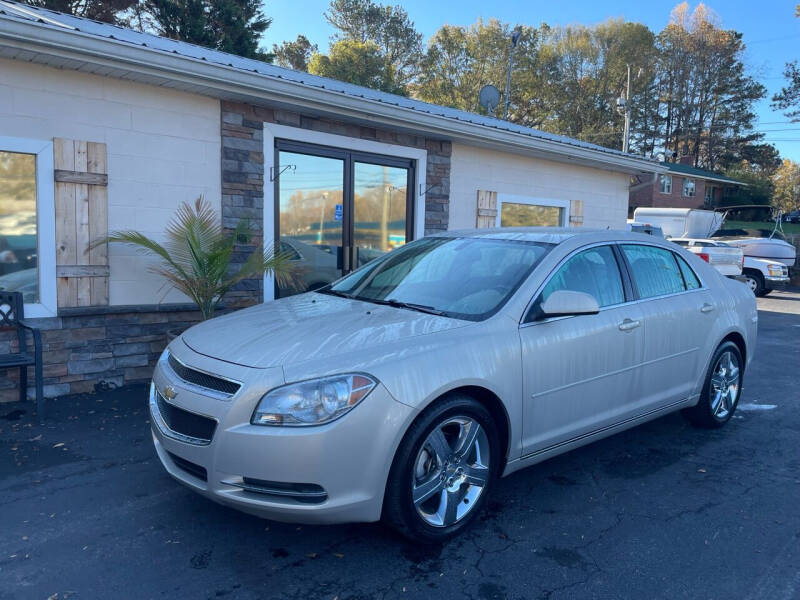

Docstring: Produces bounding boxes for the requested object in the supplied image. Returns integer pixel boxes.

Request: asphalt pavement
[1,291,799,600]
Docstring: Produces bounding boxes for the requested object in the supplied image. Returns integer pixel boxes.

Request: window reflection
[0,151,38,303]
[277,151,344,298]
[354,162,408,266]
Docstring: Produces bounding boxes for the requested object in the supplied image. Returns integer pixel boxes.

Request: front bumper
[150,340,416,524]
[765,275,790,288]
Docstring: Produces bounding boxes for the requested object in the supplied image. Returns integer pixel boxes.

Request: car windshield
[322,236,554,321]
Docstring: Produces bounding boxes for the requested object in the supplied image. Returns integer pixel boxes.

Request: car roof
[431,227,665,246]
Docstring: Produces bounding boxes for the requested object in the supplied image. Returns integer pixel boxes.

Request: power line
[746,33,800,45]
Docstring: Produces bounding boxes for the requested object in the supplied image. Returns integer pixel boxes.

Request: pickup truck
[671,238,789,296]
[670,238,743,277]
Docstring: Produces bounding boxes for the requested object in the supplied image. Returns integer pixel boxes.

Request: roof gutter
[0,16,663,175]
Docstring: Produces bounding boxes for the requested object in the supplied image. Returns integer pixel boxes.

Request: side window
[622,244,686,298]
[527,245,624,321]
[675,253,701,290]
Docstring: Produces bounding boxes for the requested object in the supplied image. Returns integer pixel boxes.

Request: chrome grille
[167,353,240,396]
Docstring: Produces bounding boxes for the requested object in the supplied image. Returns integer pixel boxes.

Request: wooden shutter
[53,138,109,308]
[569,200,584,226]
[476,190,498,228]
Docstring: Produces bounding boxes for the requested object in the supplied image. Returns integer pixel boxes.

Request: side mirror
[539,290,600,319]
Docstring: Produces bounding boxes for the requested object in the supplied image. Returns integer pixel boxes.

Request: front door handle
[700,303,715,313]
[618,318,641,332]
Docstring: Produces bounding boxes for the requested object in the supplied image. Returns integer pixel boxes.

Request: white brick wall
[448,143,630,230]
[0,58,221,305]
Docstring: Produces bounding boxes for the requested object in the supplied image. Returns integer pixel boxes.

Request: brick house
[629,158,745,215]
[0,0,661,402]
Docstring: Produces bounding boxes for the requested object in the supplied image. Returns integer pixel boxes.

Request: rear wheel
[384,394,500,543]
[682,341,743,428]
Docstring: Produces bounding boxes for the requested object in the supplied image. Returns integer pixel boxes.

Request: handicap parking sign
[334,204,343,221]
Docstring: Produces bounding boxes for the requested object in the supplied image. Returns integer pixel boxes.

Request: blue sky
[263,1,800,161]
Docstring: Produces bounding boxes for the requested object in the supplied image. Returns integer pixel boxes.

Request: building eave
[0,16,664,176]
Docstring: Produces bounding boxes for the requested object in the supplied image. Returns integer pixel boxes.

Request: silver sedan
[149,229,757,542]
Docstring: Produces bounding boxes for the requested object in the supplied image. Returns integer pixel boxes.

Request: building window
[659,174,672,194]
[0,137,56,317]
[496,195,569,228]
[683,178,696,197]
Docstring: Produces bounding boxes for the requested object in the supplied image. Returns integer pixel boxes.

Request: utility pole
[504,28,522,120]
[623,63,631,153]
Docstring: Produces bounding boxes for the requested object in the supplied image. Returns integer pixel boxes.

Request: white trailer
[632,208,723,239]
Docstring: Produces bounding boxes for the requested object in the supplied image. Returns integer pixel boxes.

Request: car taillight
[697,253,710,263]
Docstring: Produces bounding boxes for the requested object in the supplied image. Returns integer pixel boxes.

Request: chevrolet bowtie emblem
[162,385,177,400]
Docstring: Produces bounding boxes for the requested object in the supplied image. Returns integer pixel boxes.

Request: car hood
[181,293,471,369]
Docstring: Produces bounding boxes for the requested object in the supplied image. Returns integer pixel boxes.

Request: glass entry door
[353,161,410,268]
[275,141,414,298]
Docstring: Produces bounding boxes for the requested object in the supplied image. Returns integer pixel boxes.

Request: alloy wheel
[710,351,740,420]
[412,417,490,527]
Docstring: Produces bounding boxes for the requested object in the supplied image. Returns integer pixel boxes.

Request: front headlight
[767,265,785,276]
[251,374,377,426]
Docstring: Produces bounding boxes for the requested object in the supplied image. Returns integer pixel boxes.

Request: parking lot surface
[2,292,799,600]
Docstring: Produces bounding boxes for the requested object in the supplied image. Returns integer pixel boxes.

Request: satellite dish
[478,84,501,113]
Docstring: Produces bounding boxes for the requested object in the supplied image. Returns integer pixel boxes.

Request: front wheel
[682,341,743,428]
[743,270,764,296]
[383,395,500,542]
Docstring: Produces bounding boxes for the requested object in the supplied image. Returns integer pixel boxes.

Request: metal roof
[662,162,745,185]
[0,0,660,172]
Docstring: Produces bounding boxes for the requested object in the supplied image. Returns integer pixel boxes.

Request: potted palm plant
[104,197,294,330]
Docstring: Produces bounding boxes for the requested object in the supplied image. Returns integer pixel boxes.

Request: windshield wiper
[317,288,353,299]
[362,297,446,316]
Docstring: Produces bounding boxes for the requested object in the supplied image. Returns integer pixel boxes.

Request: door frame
[263,123,427,301]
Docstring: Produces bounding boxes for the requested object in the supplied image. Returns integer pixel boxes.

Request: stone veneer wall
[0,306,204,403]
[220,100,452,301]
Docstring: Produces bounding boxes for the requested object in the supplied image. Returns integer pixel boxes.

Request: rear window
[621,244,685,299]
[675,254,701,290]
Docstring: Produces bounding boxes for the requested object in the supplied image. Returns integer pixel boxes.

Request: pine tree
[142,0,272,60]
[771,4,800,121]
[273,35,317,71]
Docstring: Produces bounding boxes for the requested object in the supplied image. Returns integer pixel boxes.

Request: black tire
[743,270,764,296]
[682,341,743,429]
[756,288,771,298]
[383,394,501,543]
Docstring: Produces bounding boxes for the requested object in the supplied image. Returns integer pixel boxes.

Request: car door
[619,243,716,409]
[519,244,646,455]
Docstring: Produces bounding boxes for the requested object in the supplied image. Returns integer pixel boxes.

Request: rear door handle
[700,303,715,313]
[618,319,641,332]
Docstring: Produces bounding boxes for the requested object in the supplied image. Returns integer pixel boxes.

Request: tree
[22,0,138,25]
[325,0,422,88]
[655,3,765,171]
[771,4,800,121]
[414,20,539,119]
[723,161,774,206]
[773,159,800,212]
[308,39,405,95]
[142,0,273,60]
[272,35,317,71]
[535,20,657,149]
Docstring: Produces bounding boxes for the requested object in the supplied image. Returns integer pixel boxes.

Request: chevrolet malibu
[150,229,757,542]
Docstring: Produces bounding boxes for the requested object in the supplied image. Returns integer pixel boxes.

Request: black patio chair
[0,291,44,421]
